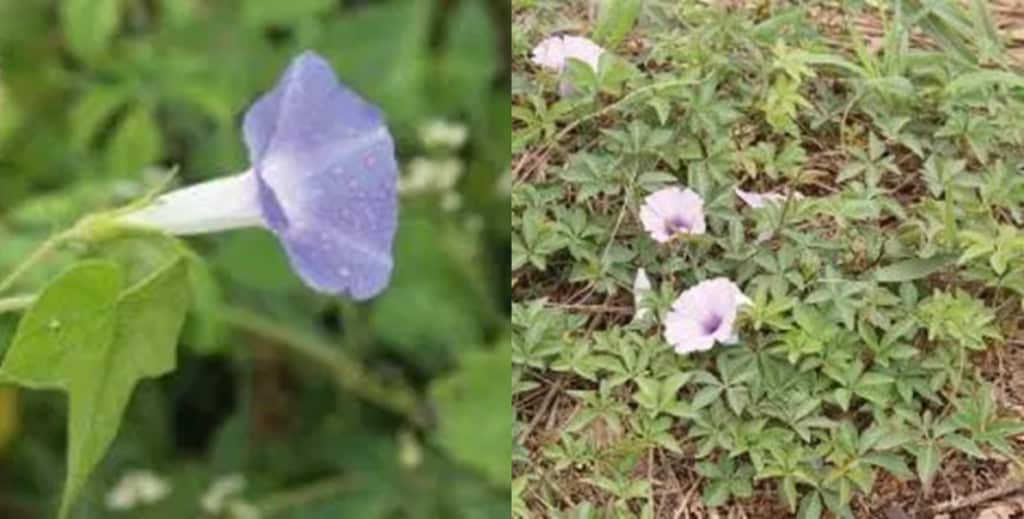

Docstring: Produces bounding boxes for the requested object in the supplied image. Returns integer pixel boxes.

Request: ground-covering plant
[0,1,510,518]
[513,1,1024,517]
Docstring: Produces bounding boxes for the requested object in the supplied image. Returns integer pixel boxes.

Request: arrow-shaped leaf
[0,258,189,517]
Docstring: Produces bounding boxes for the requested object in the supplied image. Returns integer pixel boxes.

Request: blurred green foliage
[0,0,510,517]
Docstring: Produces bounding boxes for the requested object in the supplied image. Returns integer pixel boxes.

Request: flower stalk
[221,307,427,427]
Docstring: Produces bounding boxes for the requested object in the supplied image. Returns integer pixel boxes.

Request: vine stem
[220,307,427,428]
[254,475,351,517]
[0,230,75,295]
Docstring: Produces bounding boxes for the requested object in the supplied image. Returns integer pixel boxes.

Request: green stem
[221,307,427,427]
[0,231,73,295]
[255,475,352,517]
[0,294,34,314]
[0,213,111,296]
[338,301,368,355]
[769,167,809,241]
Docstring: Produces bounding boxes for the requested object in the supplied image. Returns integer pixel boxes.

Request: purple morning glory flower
[120,51,398,300]
[663,278,750,355]
[639,186,706,243]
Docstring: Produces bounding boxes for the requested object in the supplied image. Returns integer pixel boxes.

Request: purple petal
[243,51,398,300]
[639,186,706,243]
[700,312,723,335]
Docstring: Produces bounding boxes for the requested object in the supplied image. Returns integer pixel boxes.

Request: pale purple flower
[530,35,605,72]
[735,188,803,209]
[120,51,398,300]
[639,187,706,243]
[664,278,750,355]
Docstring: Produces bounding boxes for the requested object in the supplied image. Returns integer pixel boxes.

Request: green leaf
[833,388,852,411]
[89,231,184,286]
[779,475,798,511]
[430,340,511,488]
[597,53,639,95]
[69,86,131,150]
[725,386,749,415]
[915,442,941,489]
[874,255,956,283]
[798,51,866,77]
[106,106,163,177]
[0,259,190,518]
[944,433,985,459]
[864,453,914,480]
[702,479,730,508]
[945,70,1024,96]
[61,0,122,61]
[695,460,722,478]
[594,0,642,47]
[797,491,823,519]
[692,386,723,410]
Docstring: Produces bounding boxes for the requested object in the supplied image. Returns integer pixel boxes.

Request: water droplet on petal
[339,267,351,277]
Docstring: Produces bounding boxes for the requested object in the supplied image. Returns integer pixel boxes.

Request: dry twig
[929,480,1024,514]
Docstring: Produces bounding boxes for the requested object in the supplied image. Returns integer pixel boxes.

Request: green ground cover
[513,1,1024,517]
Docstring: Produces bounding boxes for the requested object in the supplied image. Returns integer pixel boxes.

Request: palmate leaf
[0,258,190,518]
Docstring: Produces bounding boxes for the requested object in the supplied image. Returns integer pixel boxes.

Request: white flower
[639,187,706,243]
[401,157,463,195]
[633,268,652,321]
[441,192,462,212]
[201,474,248,515]
[530,35,605,72]
[664,278,750,355]
[399,429,423,469]
[105,470,171,511]
[419,119,469,150]
[227,501,261,519]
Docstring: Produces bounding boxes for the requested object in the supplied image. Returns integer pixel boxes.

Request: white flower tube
[119,171,261,236]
